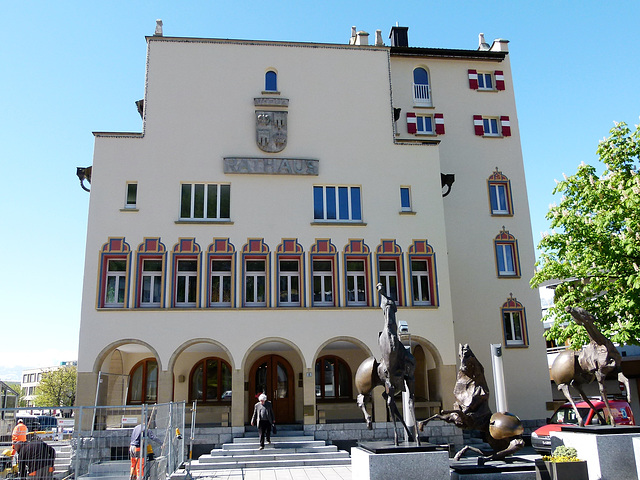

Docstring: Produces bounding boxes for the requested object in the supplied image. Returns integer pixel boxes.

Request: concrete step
[207,445,340,457]
[222,440,325,450]
[196,451,350,465]
[233,435,313,443]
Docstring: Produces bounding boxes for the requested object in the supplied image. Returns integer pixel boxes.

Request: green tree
[531,121,640,348]
[33,366,77,407]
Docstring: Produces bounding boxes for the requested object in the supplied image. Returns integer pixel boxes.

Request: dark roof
[390,46,507,61]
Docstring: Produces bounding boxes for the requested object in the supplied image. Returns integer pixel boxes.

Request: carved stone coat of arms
[256,111,287,153]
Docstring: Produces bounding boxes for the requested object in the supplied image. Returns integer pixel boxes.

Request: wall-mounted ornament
[256,110,288,153]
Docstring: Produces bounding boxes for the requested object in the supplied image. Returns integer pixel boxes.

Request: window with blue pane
[413,67,431,105]
[265,71,277,92]
[488,180,512,216]
[400,187,411,212]
[478,73,493,90]
[483,118,499,136]
[416,115,433,134]
[313,185,362,222]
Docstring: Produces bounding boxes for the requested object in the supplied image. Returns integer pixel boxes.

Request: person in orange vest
[11,419,28,455]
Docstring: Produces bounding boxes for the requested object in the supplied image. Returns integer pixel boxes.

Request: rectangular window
[504,311,524,345]
[378,260,399,302]
[180,183,230,220]
[489,183,510,215]
[400,187,412,212]
[125,183,138,209]
[312,259,334,306]
[477,73,493,90]
[411,259,431,305]
[483,118,500,136]
[416,115,433,134]
[346,259,367,306]
[140,259,163,307]
[105,259,127,307]
[496,244,516,276]
[176,259,198,307]
[313,186,362,222]
[210,259,232,307]
[245,259,266,306]
[279,259,300,306]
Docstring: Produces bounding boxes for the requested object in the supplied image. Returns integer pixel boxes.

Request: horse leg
[404,377,421,445]
[619,371,632,403]
[382,389,400,446]
[387,393,415,443]
[357,393,373,429]
[558,383,585,426]
[595,372,615,425]
[418,410,464,431]
[574,382,607,425]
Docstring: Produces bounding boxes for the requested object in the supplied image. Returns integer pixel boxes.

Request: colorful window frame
[310,239,338,307]
[171,238,201,308]
[276,239,304,307]
[242,238,270,308]
[501,294,528,347]
[487,168,514,216]
[343,239,372,307]
[494,228,520,277]
[135,238,167,308]
[207,238,236,308]
[376,240,405,306]
[408,240,438,307]
[98,237,131,309]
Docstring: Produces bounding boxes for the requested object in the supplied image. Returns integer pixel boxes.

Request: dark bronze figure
[417,344,524,464]
[76,166,92,192]
[355,284,421,446]
[550,306,631,426]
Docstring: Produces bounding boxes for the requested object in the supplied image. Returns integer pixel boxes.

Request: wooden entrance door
[248,354,295,424]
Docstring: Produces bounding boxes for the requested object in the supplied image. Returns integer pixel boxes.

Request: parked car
[531,398,635,454]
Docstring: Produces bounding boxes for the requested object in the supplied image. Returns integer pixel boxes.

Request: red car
[531,399,635,454]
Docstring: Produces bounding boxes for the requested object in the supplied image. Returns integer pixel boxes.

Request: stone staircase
[171,425,350,477]
[51,441,72,479]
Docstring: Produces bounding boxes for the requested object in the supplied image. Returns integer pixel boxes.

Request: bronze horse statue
[355,284,421,445]
[551,306,631,426]
[418,344,524,464]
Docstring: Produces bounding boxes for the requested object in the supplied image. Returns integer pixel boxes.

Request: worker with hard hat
[11,419,28,455]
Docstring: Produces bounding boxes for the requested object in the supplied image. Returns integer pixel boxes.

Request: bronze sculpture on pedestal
[354,284,421,446]
[418,344,524,464]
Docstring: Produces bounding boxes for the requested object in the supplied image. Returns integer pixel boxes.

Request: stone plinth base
[451,457,536,480]
[351,445,449,480]
[552,425,640,480]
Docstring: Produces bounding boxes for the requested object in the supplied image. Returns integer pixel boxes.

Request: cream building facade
[76,24,551,429]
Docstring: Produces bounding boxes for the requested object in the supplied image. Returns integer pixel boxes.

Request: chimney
[389,25,408,47]
[375,29,384,46]
[349,26,356,45]
[355,31,369,46]
[490,38,510,52]
[154,19,163,36]
[478,33,490,51]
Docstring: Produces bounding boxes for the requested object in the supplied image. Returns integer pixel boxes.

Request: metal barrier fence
[1,402,185,480]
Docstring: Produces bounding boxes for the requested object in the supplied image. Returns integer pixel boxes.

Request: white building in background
[21,361,77,407]
[76,23,551,431]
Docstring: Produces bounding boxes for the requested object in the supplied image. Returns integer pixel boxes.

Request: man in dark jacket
[14,438,55,480]
[250,393,275,449]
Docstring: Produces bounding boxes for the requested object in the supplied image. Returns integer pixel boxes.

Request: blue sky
[1,1,639,381]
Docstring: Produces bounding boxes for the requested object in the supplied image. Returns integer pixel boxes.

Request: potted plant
[535,446,589,480]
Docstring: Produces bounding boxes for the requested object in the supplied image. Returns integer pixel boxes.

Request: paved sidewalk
[183,465,352,479]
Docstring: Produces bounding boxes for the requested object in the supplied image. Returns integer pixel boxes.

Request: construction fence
[1,402,186,480]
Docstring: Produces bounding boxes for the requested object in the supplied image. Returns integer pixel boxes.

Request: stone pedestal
[351,444,449,480]
[551,425,640,480]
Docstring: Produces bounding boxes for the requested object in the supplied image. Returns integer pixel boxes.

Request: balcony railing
[413,84,432,106]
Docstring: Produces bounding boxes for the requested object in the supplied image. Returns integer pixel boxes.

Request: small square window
[477,73,493,90]
[483,118,500,136]
[416,115,433,134]
[126,183,138,209]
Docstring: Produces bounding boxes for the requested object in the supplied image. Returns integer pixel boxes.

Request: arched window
[265,71,277,92]
[128,358,158,405]
[501,294,528,347]
[315,356,352,399]
[413,67,431,106]
[189,357,232,402]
